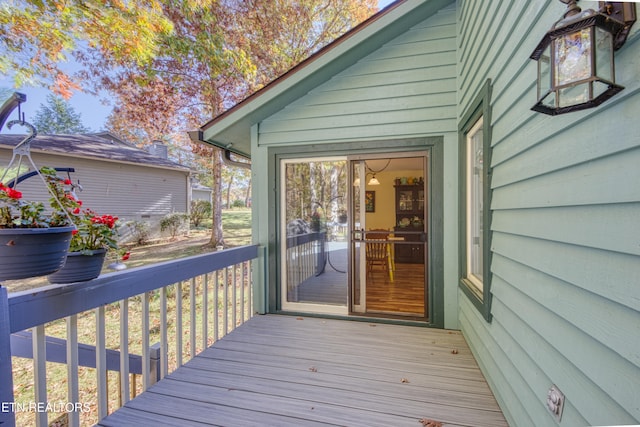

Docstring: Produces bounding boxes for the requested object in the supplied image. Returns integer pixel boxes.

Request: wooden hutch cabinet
[393,184,425,264]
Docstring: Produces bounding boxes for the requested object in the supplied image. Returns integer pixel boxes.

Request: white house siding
[0,151,189,224]
[457,0,640,426]
[258,4,458,146]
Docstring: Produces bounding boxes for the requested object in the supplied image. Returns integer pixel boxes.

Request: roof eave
[197,0,454,158]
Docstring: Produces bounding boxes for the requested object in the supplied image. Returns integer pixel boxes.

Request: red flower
[64,179,72,185]
[121,252,131,261]
[0,185,22,199]
[73,207,81,214]
[72,230,79,235]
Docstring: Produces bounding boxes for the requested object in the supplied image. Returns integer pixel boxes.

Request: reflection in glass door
[280,157,349,315]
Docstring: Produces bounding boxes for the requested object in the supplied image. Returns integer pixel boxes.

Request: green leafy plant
[0,166,79,228]
[160,212,188,239]
[190,200,211,228]
[69,209,128,259]
[0,167,130,260]
[126,220,150,245]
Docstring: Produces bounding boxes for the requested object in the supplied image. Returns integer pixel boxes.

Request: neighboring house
[0,133,191,240]
[191,182,213,205]
[192,0,639,426]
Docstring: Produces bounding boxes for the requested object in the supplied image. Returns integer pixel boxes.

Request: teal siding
[458,0,640,425]
[259,4,458,145]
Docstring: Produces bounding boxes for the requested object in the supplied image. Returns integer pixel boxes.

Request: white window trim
[466,117,484,292]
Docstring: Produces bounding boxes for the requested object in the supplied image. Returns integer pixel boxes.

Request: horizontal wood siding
[458,0,640,425]
[0,151,189,220]
[258,4,457,146]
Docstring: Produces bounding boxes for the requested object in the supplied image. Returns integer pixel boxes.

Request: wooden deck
[98,315,508,427]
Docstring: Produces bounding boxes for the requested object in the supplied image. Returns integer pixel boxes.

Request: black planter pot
[47,249,107,284]
[0,226,74,281]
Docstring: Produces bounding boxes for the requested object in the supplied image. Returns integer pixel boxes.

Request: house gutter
[188,130,251,170]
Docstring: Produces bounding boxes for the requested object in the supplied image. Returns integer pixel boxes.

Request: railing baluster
[213,272,219,342]
[241,262,246,323]
[190,278,196,359]
[119,298,130,406]
[248,259,253,317]
[96,306,107,420]
[232,265,237,328]
[202,274,208,349]
[141,292,150,391]
[175,282,183,368]
[223,267,229,336]
[160,286,168,379]
[66,315,80,427]
[33,324,47,427]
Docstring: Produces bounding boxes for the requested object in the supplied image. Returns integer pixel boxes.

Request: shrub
[127,220,150,245]
[231,199,246,209]
[190,200,211,227]
[160,212,188,239]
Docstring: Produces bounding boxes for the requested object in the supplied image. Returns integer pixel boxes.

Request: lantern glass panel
[595,26,613,82]
[538,45,552,100]
[558,82,590,107]
[593,80,611,99]
[554,28,592,86]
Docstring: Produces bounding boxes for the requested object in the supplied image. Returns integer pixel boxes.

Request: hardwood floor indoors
[366,263,426,318]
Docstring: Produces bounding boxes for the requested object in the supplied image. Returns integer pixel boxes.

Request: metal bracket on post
[0,286,16,427]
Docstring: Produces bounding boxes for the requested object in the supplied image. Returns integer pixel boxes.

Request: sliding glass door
[280,157,349,314]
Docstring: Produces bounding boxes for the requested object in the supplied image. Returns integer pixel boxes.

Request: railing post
[0,286,16,427]
[149,343,161,385]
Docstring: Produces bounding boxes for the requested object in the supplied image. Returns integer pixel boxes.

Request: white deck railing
[0,244,261,427]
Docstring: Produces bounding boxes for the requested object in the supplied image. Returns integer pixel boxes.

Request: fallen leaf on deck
[309,366,317,372]
[401,378,410,383]
[451,349,459,354]
[419,418,443,427]
[296,317,304,320]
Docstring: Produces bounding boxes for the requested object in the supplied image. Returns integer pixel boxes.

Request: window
[466,117,484,291]
[459,79,492,322]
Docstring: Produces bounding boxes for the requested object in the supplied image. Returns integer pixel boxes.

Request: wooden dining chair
[365,229,392,281]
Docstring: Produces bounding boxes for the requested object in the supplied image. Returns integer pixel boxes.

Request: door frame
[269,137,444,327]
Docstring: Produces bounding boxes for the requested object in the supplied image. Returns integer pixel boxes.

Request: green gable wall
[259,4,457,146]
[457,0,640,425]
[252,3,462,328]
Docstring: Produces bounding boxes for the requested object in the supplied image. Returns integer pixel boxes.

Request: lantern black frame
[530,2,635,115]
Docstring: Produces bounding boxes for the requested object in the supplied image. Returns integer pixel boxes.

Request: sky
[1,0,397,134]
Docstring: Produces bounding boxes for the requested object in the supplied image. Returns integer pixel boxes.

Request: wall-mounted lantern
[530,1,636,115]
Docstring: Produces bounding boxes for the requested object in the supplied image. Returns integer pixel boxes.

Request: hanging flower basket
[0,226,74,281]
[47,248,107,284]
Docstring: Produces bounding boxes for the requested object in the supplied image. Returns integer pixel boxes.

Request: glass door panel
[280,158,348,315]
[348,155,429,319]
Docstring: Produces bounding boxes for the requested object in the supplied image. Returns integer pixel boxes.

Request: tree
[0,0,173,98]
[99,0,377,247]
[32,95,90,133]
[2,0,379,247]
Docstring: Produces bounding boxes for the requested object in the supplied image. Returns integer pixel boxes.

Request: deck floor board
[98,315,508,427]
